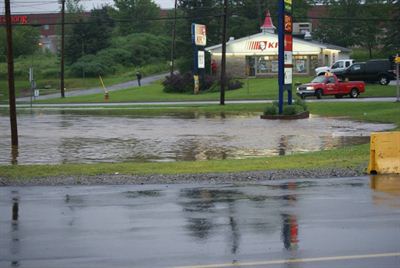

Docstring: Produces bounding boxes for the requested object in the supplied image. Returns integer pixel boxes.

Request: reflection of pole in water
[11,191,20,267]
[281,213,299,250]
[11,145,19,165]
[12,200,19,222]
[228,203,240,257]
[280,182,299,250]
[12,192,19,223]
[278,135,288,156]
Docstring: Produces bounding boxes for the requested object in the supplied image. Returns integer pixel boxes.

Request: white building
[205,12,351,77]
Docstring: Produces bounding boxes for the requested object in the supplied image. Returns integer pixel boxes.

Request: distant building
[205,11,351,77]
[0,9,170,54]
[0,13,80,53]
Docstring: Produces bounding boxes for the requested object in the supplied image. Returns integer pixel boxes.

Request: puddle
[0,111,394,164]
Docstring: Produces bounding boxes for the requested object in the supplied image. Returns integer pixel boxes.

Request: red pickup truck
[296,74,365,99]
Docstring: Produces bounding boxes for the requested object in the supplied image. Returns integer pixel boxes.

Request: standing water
[0,111,394,164]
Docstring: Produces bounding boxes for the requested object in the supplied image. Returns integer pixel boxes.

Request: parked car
[315,59,354,76]
[334,59,396,85]
[296,73,365,99]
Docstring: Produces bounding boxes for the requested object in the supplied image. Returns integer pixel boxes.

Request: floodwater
[0,111,395,164]
[1,175,400,268]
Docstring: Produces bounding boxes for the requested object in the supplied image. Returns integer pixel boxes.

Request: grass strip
[0,144,369,179]
[31,77,398,104]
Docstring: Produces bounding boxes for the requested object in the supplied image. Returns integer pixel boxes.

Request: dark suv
[334,59,396,85]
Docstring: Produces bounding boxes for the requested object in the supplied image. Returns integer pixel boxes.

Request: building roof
[260,10,275,33]
[206,31,350,54]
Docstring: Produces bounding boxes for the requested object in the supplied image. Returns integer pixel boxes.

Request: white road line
[174,252,400,268]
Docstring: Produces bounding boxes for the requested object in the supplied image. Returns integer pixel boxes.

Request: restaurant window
[294,55,308,73]
[256,55,278,74]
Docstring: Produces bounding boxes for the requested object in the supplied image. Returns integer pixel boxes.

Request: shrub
[264,97,308,116]
[163,72,243,94]
[282,105,304,115]
[69,55,114,77]
[41,68,59,79]
[295,97,307,111]
[228,79,243,90]
[264,106,277,115]
[162,72,193,93]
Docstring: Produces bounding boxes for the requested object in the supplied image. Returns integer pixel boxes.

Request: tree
[383,1,400,53]
[0,26,40,61]
[354,0,390,58]
[66,0,84,13]
[313,0,363,47]
[313,0,392,56]
[112,0,161,35]
[65,6,114,63]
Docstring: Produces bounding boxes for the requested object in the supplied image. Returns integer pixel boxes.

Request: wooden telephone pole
[220,0,227,105]
[60,0,65,98]
[5,0,18,148]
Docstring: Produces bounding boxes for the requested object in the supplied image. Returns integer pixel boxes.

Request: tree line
[0,0,398,76]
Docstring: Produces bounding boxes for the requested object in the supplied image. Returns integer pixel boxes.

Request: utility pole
[60,0,65,98]
[170,0,178,76]
[220,0,227,105]
[5,0,18,148]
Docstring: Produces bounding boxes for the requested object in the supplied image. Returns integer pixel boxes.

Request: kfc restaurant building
[205,12,351,77]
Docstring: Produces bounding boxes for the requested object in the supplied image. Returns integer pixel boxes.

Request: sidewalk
[16,73,168,102]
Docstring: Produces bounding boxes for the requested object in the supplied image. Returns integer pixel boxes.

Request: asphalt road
[1,97,398,109]
[15,73,169,102]
[1,175,399,268]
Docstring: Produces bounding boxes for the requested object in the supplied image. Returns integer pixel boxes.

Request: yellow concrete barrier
[368,131,400,174]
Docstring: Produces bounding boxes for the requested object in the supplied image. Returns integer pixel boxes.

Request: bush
[263,97,308,116]
[264,106,277,115]
[228,79,243,90]
[295,97,307,111]
[282,105,304,115]
[69,55,114,77]
[163,72,243,94]
[162,72,194,93]
[41,68,60,79]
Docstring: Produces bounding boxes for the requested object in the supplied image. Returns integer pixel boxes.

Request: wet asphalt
[1,175,400,268]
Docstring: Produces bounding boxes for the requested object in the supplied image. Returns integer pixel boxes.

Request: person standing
[136,71,142,86]
[211,59,217,76]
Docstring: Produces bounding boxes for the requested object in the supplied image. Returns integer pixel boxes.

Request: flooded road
[0,111,394,164]
[1,175,399,268]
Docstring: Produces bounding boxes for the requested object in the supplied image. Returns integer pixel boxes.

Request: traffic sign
[395,56,400,64]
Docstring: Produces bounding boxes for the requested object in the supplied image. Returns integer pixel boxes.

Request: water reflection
[124,190,162,198]
[10,191,20,267]
[0,112,393,164]
[281,214,299,251]
[370,174,400,208]
[179,183,303,257]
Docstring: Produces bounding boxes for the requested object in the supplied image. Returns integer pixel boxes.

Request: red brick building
[0,13,70,52]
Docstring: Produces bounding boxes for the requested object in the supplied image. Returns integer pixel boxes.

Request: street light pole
[60,0,65,98]
[170,0,178,76]
[5,0,18,148]
[220,0,227,105]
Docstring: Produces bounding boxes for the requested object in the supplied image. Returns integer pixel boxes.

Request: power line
[0,14,398,28]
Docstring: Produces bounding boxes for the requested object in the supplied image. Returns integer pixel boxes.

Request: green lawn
[0,144,369,179]
[31,76,398,104]
[0,60,168,102]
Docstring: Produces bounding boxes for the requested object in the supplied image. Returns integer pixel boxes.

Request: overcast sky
[1,0,175,14]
